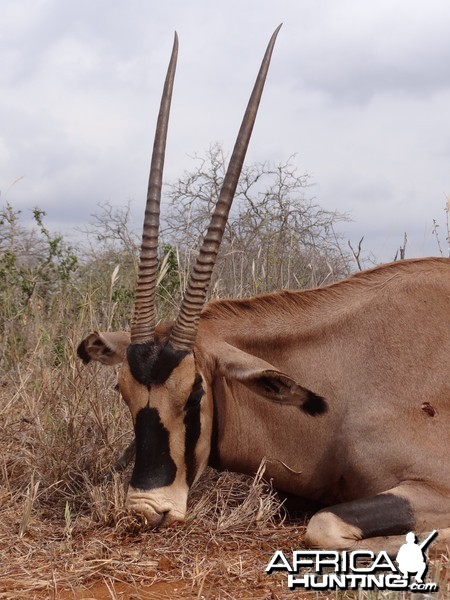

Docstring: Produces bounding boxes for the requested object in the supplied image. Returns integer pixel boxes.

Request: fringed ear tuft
[301,391,328,416]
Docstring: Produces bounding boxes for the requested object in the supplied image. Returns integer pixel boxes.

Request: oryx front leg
[305,483,450,556]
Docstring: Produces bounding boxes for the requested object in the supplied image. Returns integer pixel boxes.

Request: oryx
[78,27,450,554]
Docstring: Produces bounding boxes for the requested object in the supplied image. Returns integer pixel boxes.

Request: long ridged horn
[130,33,178,345]
[169,25,282,351]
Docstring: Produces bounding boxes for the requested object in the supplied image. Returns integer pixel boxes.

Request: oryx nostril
[144,511,166,529]
[136,509,181,529]
[131,508,166,529]
[164,511,182,528]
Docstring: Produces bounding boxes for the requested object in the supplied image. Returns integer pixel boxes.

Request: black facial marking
[208,392,221,470]
[127,341,189,388]
[330,493,415,540]
[301,390,328,416]
[130,406,176,490]
[184,375,204,486]
[185,375,204,409]
[76,341,91,364]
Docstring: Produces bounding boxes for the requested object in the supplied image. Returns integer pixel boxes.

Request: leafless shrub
[163,144,352,297]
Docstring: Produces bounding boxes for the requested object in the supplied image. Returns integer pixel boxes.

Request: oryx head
[78,27,287,526]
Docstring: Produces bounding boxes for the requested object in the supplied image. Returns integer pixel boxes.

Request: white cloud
[1,0,449,262]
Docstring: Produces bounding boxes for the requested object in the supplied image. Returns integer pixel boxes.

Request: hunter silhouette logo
[266,530,439,592]
[396,530,438,583]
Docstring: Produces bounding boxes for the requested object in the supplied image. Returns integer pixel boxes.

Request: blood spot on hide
[421,402,437,417]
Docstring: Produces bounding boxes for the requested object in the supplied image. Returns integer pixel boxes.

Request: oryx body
[78,28,450,554]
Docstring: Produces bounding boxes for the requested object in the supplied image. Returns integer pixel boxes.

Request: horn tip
[272,23,283,38]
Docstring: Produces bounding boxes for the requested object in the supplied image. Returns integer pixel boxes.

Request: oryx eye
[113,383,120,392]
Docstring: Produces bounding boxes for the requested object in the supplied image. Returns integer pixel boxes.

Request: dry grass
[0,467,297,599]
[0,332,306,599]
[1,329,449,600]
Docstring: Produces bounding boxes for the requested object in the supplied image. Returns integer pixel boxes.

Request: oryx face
[117,339,212,526]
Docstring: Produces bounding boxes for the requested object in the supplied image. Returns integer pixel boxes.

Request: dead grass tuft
[1,351,312,599]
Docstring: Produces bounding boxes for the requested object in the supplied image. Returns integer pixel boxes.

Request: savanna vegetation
[1,151,448,598]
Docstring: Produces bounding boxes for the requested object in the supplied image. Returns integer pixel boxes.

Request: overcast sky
[2,0,450,264]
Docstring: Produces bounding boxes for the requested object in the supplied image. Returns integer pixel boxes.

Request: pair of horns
[130,25,281,350]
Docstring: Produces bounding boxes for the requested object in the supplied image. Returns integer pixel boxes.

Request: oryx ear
[77,331,130,366]
[212,342,327,415]
[236,369,326,415]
